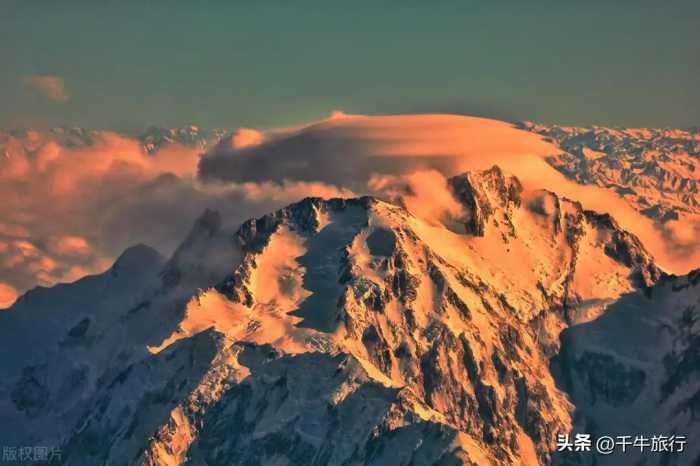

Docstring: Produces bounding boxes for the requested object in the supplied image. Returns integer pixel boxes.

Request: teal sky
[1,0,698,131]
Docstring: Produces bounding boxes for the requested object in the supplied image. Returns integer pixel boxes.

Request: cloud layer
[23,75,69,102]
[2,112,698,308]
[0,128,350,307]
[200,113,556,188]
[199,113,700,274]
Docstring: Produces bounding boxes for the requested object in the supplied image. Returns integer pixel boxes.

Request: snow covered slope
[0,166,697,465]
[553,271,700,465]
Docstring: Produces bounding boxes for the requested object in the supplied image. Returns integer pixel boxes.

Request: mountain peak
[449,165,523,236]
[111,243,164,275]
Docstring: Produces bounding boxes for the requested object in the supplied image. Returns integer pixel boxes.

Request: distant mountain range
[0,125,228,157]
[4,122,698,228]
[520,122,700,226]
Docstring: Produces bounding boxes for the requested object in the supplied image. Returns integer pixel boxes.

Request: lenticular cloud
[2,112,696,308]
[198,112,698,274]
[198,113,558,187]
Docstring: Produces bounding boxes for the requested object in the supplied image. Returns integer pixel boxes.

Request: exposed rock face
[449,166,523,237]
[0,166,697,465]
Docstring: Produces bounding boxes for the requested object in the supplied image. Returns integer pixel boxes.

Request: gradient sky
[1,0,698,131]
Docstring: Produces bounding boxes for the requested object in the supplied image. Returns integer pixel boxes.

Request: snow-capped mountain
[0,126,227,158]
[0,127,101,157]
[2,166,696,465]
[138,126,228,154]
[519,122,700,225]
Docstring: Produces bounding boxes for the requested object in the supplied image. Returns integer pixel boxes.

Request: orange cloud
[23,75,69,102]
[47,236,92,258]
[369,170,466,227]
[231,128,265,149]
[0,126,362,303]
[4,112,698,307]
[232,180,354,202]
[0,223,30,238]
[199,113,699,274]
[0,131,204,299]
[0,282,17,309]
